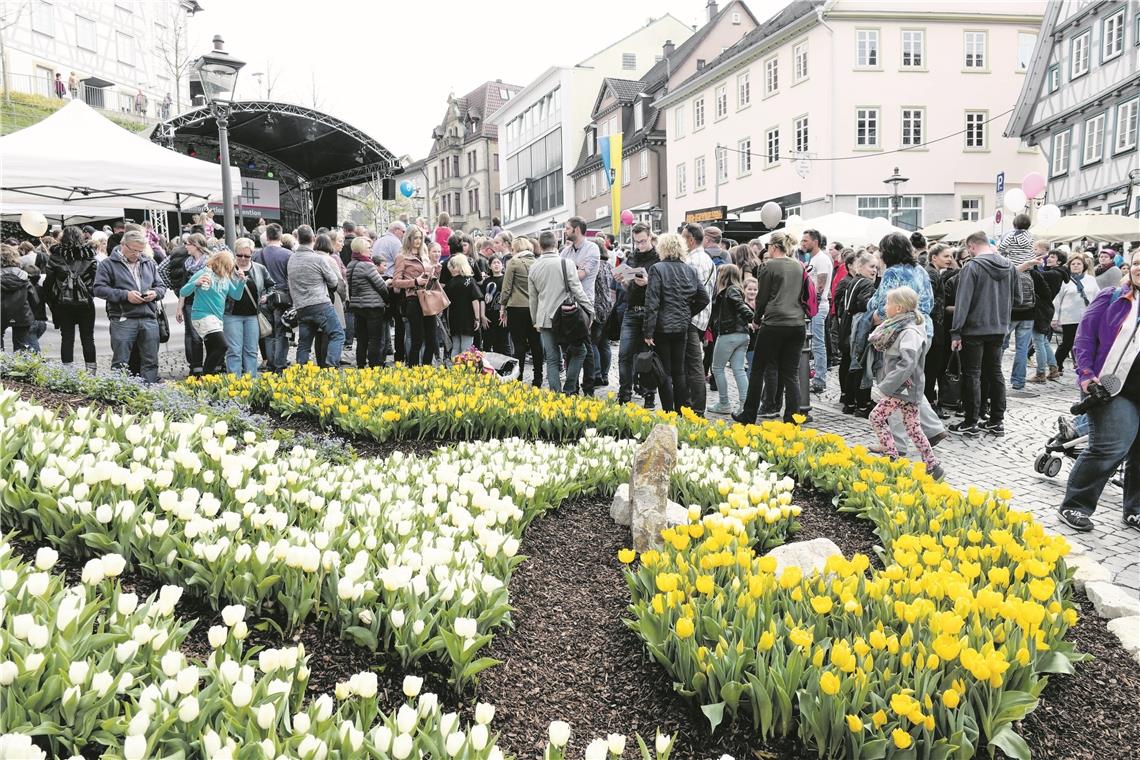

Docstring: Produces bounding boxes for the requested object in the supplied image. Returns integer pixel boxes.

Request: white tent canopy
[921,218,1000,243]
[1030,213,1140,244]
[749,211,910,248]
[0,100,240,212]
[0,203,122,226]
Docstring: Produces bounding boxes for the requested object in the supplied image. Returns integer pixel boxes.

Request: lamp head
[194,35,245,104]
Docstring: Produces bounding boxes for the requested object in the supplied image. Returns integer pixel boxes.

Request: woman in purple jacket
[1059,247,1140,532]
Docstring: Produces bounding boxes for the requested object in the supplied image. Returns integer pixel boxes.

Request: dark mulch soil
[790,485,883,566]
[0,378,101,412]
[1011,591,1140,760]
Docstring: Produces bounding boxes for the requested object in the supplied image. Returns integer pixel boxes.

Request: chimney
[663,39,675,58]
[707,0,718,22]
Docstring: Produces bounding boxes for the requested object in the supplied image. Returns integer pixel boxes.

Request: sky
[189,0,787,160]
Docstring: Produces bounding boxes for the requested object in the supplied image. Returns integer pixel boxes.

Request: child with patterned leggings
[868,286,945,480]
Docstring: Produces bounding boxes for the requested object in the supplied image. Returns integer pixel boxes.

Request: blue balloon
[399,180,415,198]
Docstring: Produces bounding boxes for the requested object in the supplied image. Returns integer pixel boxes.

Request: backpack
[593,260,614,327]
[52,262,92,307]
[1013,271,1036,311]
[155,256,174,291]
[634,350,668,392]
[551,259,590,346]
[801,265,820,318]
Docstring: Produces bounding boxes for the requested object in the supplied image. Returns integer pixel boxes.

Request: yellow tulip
[818,671,841,696]
[941,688,960,709]
[892,729,913,749]
[675,617,695,639]
[845,714,863,733]
[617,549,636,564]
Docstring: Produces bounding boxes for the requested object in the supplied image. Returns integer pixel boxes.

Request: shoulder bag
[243,278,273,339]
[155,299,170,343]
[551,258,590,346]
[416,271,450,317]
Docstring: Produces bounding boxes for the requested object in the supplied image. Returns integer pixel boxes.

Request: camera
[1070,374,1122,415]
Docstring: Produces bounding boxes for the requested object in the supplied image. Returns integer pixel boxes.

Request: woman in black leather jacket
[643,233,710,413]
[834,251,879,413]
[42,226,98,368]
[708,264,754,414]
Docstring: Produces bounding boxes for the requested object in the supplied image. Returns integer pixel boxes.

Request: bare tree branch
[154,4,193,114]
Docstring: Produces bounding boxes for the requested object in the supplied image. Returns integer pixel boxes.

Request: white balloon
[785,214,803,226]
[786,225,805,242]
[1003,188,1027,213]
[19,211,48,237]
[1036,203,1061,229]
[759,201,782,228]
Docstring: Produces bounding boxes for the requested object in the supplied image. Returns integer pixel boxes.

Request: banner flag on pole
[598,136,612,187]
[609,133,623,236]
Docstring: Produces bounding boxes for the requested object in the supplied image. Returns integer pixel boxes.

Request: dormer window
[634,101,644,131]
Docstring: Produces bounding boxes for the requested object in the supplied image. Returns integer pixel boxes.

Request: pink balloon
[1022,171,1046,200]
[620,209,635,225]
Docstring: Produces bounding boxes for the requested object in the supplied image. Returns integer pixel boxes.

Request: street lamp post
[882,166,909,228]
[194,35,245,251]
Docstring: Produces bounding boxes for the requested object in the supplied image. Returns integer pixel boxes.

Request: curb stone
[1084,580,1140,620]
[1106,616,1140,667]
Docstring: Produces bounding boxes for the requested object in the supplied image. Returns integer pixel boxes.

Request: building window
[622,52,636,70]
[622,157,631,186]
[639,150,649,178]
[598,169,608,195]
[794,116,809,153]
[454,192,462,215]
[858,195,923,228]
[737,72,750,108]
[1070,31,1090,79]
[1047,65,1060,93]
[738,138,751,175]
[453,155,460,177]
[1116,98,1138,153]
[1051,130,1071,177]
[694,98,705,129]
[676,163,687,196]
[960,197,982,221]
[1083,112,1106,165]
[856,108,879,148]
[716,148,728,184]
[901,29,924,68]
[901,108,924,146]
[732,11,741,24]
[590,172,597,198]
[31,0,53,36]
[433,166,439,184]
[116,31,135,66]
[633,100,644,131]
[715,84,728,119]
[857,196,891,220]
[764,56,778,95]
[674,105,686,138]
[1103,10,1125,61]
[694,156,706,190]
[766,127,780,165]
[75,14,95,50]
[964,30,987,69]
[793,42,808,82]
[1016,32,1036,71]
[696,58,706,70]
[964,111,987,150]
[856,29,879,67]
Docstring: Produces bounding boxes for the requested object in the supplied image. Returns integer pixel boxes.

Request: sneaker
[1027,374,1047,384]
[842,404,857,414]
[929,464,945,481]
[758,409,781,419]
[934,406,952,420]
[928,431,949,447]
[979,420,1005,436]
[1057,416,1079,442]
[708,402,732,414]
[1057,508,1094,532]
[949,421,981,437]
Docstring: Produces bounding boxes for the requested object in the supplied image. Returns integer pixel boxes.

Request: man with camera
[1057,248,1140,533]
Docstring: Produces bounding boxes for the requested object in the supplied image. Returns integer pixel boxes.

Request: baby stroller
[1035,415,1124,487]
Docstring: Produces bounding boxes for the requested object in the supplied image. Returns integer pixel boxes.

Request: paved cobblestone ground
[36,305,1137,595]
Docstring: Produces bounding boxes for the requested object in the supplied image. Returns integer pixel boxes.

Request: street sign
[685,206,728,224]
[995,210,1003,225]
[996,172,1005,194]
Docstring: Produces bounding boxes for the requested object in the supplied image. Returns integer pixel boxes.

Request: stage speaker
[381,178,396,200]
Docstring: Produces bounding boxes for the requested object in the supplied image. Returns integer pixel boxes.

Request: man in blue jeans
[802,229,832,393]
[616,223,659,406]
[92,231,166,382]
[286,225,344,367]
[530,230,594,394]
[255,224,292,371]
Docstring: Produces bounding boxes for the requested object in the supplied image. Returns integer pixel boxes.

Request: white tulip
[23,572,49,598]
[411,619,425,636]
[208,625,228,648]
[549,721,571,747]
[91,670,115,697]
[127,710,149,736]
[391,733,414,760]
[606,734,626,756]
[585,738,608,760]
[95,504,114,524]
[475,702,495,725]
[257,703,275,730]
[402,675,423,698]
[26,624,49,649]
[34,547,58,570]
[0,570,17,590]
[23,653,44,673]
[123,735,147,760]
[117,592,139,616]
[81,559,105,585]
[357,609,373,626]
[390,609,405,628]
[453,617,477,638]
[292,712,311,734]
[655,732,671,754]
[350,672,378,699]
[440,712,458,738]
[417,692,438,717]
[470,723,489,751]
[12,614,33,639]
[221,604,246,627]
[68,661,91,686]
[101,553,127,577]
[0,661,18,685]
[161,651,183,678]
[231,681,252,708]
[233,621,249,641]
[396,703,418,734]
[445,731,466,756]
[314,694,333,722]
[370,724,393,753]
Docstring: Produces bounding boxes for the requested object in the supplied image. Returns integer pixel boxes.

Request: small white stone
[1085,582,1140,620]
[1106,616,1140,660]
[763,538,843,580]
[1067,554,1111,592]
[665,500,687,526]
[610,483,631,527]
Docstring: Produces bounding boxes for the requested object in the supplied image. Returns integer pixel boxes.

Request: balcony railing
[2,72,166,126]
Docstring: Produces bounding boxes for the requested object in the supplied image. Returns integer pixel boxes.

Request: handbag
[416,276,450,317]
[156,299,170,344]
[551,258,590,346]
[940,350,962,408]
[243,279,273,339]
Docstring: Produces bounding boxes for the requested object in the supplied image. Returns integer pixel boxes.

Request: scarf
[1095,262,1113,276]
[868,311,918,352]
[1100,289,1140,393]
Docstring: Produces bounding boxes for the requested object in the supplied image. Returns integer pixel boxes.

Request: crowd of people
[2,209,1138,522]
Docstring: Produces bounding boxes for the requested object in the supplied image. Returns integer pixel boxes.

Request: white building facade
[2,0,200,121]
[1007,0,1140,216]
[489,14,693,236]
[657,0,1049,231]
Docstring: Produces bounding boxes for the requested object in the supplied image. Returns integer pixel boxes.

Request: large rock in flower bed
[630,424,678,552]
[1066,553,1111,591]
[763,537,843,578]
[1085,581,1140,620]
